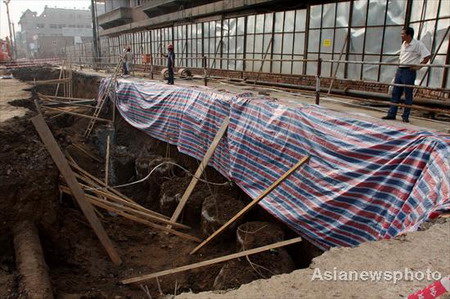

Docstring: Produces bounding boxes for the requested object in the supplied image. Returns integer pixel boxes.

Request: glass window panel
[320,29,334,54]
[380,56,398,82]
[361,55,379,81]
[256,14,264,33]
[229,36,236,54]
[236,36,244,53]
[310,5,322,29]
[437,19,450,54]
[264,13,274,33]
[229,18,236,36]
[294,33,305,54]
[321,54,332,77]
[410,0,424,22]
[285,10,295,32]
[273,34,283,54]
[237,17,245,35]
[420,21,435,50]
[247,15,255,34]
[440,0,450,17]
[352,0,368,27]
[336,2,350,27]
[308,29,320,52]
[350,27,365,53]
[292,59,303,74]
[425,1,439,19]
[386,0,406,25]
[246,34,254,53]
[254,34,263,52]
[281,59,292,74]
[368,0,386,26]
[306,53,318,75]
[272,54,281,73]
[263,34,272,52]
[275,12,284,32]
[334,28,348,55]
[283,33,294,55]
[365,27,383,54]
[253,54,262,72]
[347,54,362,79]
[427,55,444,88]
[295,10,306,31]
[322,3,336,28]
[262,56,271,73]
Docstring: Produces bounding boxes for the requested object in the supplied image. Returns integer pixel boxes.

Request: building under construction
[0,0,449,298]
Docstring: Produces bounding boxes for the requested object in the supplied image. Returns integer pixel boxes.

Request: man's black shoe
[402,118,409,123]
[382,116,396,120]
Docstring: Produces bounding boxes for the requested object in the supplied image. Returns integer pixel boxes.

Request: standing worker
[162,44,175,84]
[122,47,132,76]
[382,27,430,123]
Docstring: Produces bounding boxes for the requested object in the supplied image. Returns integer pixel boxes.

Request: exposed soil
[0,68,316,298]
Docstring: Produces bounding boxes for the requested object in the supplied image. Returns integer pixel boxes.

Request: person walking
[162,44,175,84]
[382,27,430,123]
[122,47,132,76]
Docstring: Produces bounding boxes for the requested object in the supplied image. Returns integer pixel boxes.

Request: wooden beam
[31,114,122,265]
[168,116,230,230]
[42,106,111,122]
[122,237,302,284]
[190,155,310,255]
[60,185,190,230]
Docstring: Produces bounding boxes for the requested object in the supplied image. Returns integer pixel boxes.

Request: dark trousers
[168,67,174,84]
[122,62,129,75]
[387,68,416,120]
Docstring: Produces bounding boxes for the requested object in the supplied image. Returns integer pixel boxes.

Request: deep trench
[0,67,323,298]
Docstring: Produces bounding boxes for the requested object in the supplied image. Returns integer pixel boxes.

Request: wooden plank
[190,155,310,255]
[74,173,170,220]
[60,185,189,230]
[122,237,302,284]
[60,187,200,242]
[168,116,230,230]
[42,106,111,122]
[31,114,122,265]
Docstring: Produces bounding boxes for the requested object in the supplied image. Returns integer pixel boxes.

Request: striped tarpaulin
[105,78,450,249]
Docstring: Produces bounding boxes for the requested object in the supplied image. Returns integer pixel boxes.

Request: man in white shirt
[382,27,431,123]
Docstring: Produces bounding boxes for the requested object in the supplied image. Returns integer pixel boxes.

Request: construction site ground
[0,69,449,298]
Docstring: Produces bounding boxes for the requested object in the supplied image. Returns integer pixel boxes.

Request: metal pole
[316,58,322,105]
[11,22,17,59]
[203,56,208,86]
[4,0,14,60]
[91,0,99,69]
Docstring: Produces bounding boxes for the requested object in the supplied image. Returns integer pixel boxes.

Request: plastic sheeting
[104,78,450,250]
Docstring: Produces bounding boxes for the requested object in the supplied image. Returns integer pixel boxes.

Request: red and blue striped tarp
[104,78,450,250]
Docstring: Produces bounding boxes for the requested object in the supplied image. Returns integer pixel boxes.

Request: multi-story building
[17,6,98,58]
[87,0,449,91]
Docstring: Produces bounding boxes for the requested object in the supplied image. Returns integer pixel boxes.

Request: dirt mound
[0,112,59,236]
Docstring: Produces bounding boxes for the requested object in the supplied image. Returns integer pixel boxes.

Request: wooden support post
[105,135,111,186]
[122,237,302,284]
[168,117,230,230]
[31,114,122,265]
[190,155,310,255]
[55,60,65,97]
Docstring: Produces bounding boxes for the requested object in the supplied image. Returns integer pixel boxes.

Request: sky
[0,0,92,39]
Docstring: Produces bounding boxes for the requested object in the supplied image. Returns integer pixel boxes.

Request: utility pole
[12,22,18,58]
[3,0,14,60]
[90,0,99,69]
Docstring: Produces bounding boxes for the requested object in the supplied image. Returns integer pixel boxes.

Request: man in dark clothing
[163,44,175,84]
